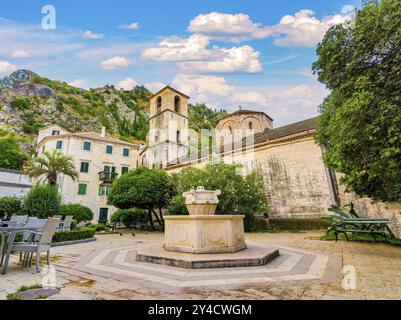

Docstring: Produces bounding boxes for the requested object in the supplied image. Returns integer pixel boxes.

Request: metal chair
[2,218,60,273]
[0,215,28,228]
[58,215,73,231]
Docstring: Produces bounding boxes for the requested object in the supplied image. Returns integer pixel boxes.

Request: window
[78,183,87,195]
[121,166,129,175]
[123,148,130,157]
[42,146,46,153]
[83,141,92,151]
[106,145,113,154]
[249,122,253,130]
[104,166,116,173]
[56,140,63,150]
[174,96,181,113]
[80,162,90,173]
[52,130,60,136]
[156,96,162,113]
[98,185,110,196]
[176,131,180,143]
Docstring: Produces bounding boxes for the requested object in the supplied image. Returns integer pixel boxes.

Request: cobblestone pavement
[1,231,401,300]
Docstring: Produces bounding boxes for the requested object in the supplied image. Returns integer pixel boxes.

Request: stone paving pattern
[1,231,401,300]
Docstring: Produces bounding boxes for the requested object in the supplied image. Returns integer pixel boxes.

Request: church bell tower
[147,86,189,169]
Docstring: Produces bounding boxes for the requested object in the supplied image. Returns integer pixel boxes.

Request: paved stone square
[1,231,401,300]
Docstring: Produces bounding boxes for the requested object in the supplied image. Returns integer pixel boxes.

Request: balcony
[98,171,118,183]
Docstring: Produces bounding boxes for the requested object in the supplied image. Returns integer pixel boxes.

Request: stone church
[138,86,401,237]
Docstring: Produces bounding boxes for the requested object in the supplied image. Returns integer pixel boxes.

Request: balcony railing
[98,171,118,183]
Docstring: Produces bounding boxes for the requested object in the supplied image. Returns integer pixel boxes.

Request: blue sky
[0,0,360,126]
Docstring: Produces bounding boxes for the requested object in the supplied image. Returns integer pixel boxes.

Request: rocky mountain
[0,70,226,153]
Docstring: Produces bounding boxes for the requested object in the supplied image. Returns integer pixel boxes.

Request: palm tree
[25,150,79,185]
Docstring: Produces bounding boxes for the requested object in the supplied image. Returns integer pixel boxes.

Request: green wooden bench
[325,216,392,242]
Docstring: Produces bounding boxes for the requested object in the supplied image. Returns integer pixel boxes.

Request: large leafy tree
[0,129,28,170]
[312,0,401,202]
[108,167,176,228]
[25,150,78,185]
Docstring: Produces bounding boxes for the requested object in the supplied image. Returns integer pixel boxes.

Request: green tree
[0,129,28,170]
[59,204,94,223]
[312,0,401,202]
[25,150,78,186]
[108,167,176,228]
[169,163,269,231]
[22,184,61,218]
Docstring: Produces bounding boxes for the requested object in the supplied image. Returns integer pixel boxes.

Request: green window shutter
[83,141,91,151]
[56,140,63,150]
[106,145,113,154]
[78,183,87,195]
[121,167,129,175]
[123,148,129,157]
[80,162,89,173]
[99,185,109,196]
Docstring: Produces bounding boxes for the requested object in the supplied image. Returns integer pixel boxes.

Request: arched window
[174,96,181,113]
[156,96,162,113]
[228,126,233,135]
[249,121,253,130]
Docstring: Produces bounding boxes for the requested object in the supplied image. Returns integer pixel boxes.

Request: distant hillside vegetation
[0,70,226,155]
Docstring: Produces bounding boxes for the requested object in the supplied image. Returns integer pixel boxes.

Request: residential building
[35,126,139,223]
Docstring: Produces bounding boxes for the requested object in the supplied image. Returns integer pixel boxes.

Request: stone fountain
[136,187,279,269]
[164,187,247,253]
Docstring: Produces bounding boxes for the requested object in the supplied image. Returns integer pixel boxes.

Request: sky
[0,0,361,127]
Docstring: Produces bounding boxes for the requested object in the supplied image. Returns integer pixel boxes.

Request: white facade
[36,125,139,222]
[0,168,32,197]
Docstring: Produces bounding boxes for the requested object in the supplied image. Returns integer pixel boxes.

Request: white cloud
[101,56,132,70]
[188,12,272,42]
[118,77,137,90]
[270,9,351,46]
[187,10,351,46]
[142,34,213,61]
[0,60,18,74]
[142,34,262,73]
[10,50,31,58]
[172,74,265,108]
[119,22,140,30]
[178,45,261,73]
[83,30,104,40]
[144,82,166,93]
[341,5,355,14]
[68,79,86,88]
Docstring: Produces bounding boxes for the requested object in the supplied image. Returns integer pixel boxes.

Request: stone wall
[167,135,336,220]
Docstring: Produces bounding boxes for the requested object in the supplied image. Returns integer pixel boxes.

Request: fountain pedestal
[164,215,247,254]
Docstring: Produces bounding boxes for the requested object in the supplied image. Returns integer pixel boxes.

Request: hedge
[52,229,95,243]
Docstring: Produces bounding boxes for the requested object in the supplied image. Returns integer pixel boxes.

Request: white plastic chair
[2,218,60,273]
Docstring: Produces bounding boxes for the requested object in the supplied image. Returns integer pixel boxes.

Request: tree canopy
[108,167,176,226]
[25,150,78,185]
[312,0,401,202]
[0,129,28,170]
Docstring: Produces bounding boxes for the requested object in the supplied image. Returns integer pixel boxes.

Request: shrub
[83,224,106,232]
[52,229,95,243]
[167,195,188,215]
[0,129,28,170]
[111,208,148,228]
[59,203,94,223]
[10,97,30,110]
[22,185,61,218]
[0,196,22,220]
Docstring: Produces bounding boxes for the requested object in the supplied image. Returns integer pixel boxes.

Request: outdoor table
[0,227,39,275]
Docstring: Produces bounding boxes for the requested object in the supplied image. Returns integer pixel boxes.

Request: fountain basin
[164,215,247,254]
